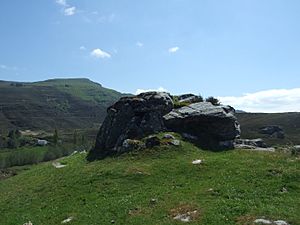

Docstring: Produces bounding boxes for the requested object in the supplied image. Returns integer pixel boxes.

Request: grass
[0,144,82,169]
[0,138,299,225]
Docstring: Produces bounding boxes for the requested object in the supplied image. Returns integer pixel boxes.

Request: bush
[205,96,221,106]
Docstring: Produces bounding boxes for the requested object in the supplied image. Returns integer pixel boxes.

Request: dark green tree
[73,130,78,145]
[53,128,59,145]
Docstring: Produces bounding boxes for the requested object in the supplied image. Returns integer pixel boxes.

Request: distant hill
[237,112,300,146]
[0,78,125,132]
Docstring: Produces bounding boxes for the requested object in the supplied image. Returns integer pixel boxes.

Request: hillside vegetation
[0,78,124,132]
[237,113,300,146]
[0,137,299,225]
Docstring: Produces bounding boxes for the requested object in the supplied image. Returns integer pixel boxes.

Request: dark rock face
[88,92,173,159]
[259,125,285,139]
[163,102,240,149]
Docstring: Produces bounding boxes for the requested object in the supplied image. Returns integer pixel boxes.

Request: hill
[237,113,300,146]
[0,136,299,225]
[0,78,124,133]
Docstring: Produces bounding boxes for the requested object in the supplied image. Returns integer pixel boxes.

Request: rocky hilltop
[88,92,240,160]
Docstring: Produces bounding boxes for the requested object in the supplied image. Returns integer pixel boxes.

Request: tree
[206,96,221,106]
[7,130,19,149]
[197,94,204,102]
[53,128,59,145]
[73,130,78,145]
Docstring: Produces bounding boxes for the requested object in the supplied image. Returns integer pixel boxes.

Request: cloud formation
[55,0,76,16]
[79,46,86,50]
[90,48,111,59]
[219,88,300,113]
[136,42,144,47]
[168,47,179,53]
[56,0,67,6]
[0,64,8,69]
[64,7,76,16]
[135,87,168,95]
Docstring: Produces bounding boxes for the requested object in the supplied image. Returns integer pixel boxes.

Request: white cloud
[79,46,86,50]
[136,42,144,47]
[219,88,300,113]
[0,64,8,69]
[64,6,76,16]
[135,87,168,95]
[168,46,179,53]
[90,48,111,59]
[56,0,68,6]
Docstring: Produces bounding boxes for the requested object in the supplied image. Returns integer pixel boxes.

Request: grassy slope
[0,79,124,132]
[237,113,300,146]
[0,140,299,225]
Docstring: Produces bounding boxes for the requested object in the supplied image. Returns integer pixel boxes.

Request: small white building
[37,139,48,146]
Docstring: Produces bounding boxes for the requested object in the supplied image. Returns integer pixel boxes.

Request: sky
[0,0,300,112]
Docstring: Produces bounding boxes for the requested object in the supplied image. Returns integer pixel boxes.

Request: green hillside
[237,113,300,146]
[0,137,299,225]
[0,78,124,132]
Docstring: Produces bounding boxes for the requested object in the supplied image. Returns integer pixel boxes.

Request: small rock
[52,162,67,169]
[61,217,73,223]
[71,151,78,156]
[274,220,289,225]
[173,210,198,223]
[173,214,191,223]
[280,187,288,193]
[192,160,203,165]
[150,198,157,205]
[170,139,181,146]
[23,222,33,225]
[254,219,272,224]
[163,134,176,139]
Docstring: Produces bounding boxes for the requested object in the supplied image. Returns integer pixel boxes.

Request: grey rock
[260,125,285,139]
[235,138,267,148]
[163,133,176,140]
[163,102,240,149]
[254,219,272,224]
[88,92,173,159]
[273,220,289,225]
[178,94,203,104]
[145,135,160,148]
[170,139,181,146]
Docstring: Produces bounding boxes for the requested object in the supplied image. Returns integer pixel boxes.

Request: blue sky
[1,0,300,112]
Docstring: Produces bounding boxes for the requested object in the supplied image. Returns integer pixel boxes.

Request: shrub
[205,96,221,106]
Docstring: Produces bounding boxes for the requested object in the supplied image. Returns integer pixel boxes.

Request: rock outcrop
[259,125,285,139]
[88,92,241,160]
[234,138,267,148]
[163,102,240,149]
[88,92,173,159]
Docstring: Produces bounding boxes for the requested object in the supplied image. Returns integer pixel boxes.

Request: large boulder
[163,102,240,149]
[88,92,173,159]
[88,92,241,160]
